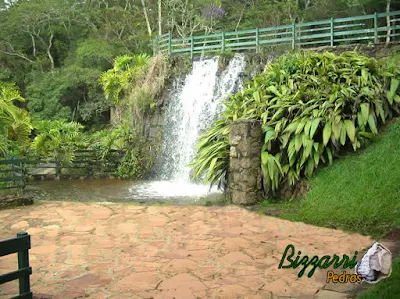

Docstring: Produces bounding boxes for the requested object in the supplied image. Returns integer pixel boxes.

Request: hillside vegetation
[1,0,398,129]
[277,119,400,238]
[191,51,400,195]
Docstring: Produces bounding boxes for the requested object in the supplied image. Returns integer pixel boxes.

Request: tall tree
[158,0,162,35]
[141,0,153,36]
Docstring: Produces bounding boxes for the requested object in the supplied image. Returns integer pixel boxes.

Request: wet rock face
[228,120,262,205]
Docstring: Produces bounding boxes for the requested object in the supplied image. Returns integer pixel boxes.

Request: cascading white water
[128,54,246,202]
[160,54,246,182]
[160,57,220,181]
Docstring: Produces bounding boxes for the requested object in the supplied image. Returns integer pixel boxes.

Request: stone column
[228,120,262,205]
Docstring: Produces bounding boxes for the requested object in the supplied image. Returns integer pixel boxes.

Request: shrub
[88,125,153,179]
[191,51,400,194]
[0,83,32,156]
[30,120,88,165]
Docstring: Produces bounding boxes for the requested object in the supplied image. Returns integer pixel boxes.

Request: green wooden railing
[153,11,400,57]
[0,150,125,190]
[0,232,32,299]
[26,149,125,178]
[0,158,26,194]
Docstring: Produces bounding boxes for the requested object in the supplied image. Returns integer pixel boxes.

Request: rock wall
[228,120,263,205]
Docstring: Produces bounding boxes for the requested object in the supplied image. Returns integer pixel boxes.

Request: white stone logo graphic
[356,242,392,283]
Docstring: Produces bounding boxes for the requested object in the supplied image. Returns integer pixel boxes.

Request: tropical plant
[0,83,32,156]
[191,51,400,194]
[88,125,130,158]
[30,120,88,165]
[87,124,153,179]
[189,117,230,186]
[99,54,150,106]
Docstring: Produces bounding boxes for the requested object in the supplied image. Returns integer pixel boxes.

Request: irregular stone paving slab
[0,202,372,299]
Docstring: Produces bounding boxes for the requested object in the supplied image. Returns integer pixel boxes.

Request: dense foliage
[191,51,400,193]
[30,120,88,165]
[1,0,398,130]
[1,0,399,180]
[0,83,32,155]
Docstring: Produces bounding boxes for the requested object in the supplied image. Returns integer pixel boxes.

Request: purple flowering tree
[200,4,225,35]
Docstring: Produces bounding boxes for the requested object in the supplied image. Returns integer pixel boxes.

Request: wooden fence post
[256,28,260,53]
[330,17,334,46]
[221,32,225,53]
[55,159,61,179]
[19,161,24,195]
[168,31,172,55]
[374,12,379,44]
[17,232,31,296]
[190,36,194,59]
[292,23,296,50]
[154,35,159,55]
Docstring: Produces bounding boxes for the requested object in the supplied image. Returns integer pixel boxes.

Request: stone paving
[0,201,373,299]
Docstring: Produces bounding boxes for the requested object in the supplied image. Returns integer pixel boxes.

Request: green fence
[0,158,26,193]
[0,232,32,299]
[27,149,125,178]
[0,150,125,194]
[153,11,400,57]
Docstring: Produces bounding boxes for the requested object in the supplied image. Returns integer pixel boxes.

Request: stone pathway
[0,202,373,299]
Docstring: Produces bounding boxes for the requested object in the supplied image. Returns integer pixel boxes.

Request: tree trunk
[47,33,54,69]
[141,0,152,36]
[235,5,246,31]
[158,0,162,35]
[386,0,391,46]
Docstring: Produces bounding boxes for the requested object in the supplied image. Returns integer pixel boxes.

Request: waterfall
[160,54,246,182]
[128,54,246,202]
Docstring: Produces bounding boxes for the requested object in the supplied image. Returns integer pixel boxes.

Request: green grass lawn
[277,120,400,239]
[259,120,400,299]
[357,256,400,299]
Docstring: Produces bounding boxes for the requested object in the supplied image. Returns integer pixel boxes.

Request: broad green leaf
[267,158,275,181]
[264,130,275,144]
[344,120,356,142]
[295,134,302,152]
[285,121,299,133]
[374,103,385,123]
[313,150,320,166]
[360,103,369,122]
[304,120,312,136]
[361,69,368,82]
[301,140,313,166]
[206,157,219,181]
[281,133,291,148]
[323,121,332,145]
[268,85,282,97]
[368,115,378,135]
[253,91,261,103]
[295,118,307,134]
[262,125,274,133]
[340,125,347,146]
[288,79,294,90]
[388,78,400,104]
[305,158,315,177]
[310,118,322,139]
[332,120,342,140]
[261,151,269,165]
[326,148,333,165]
[275,121,282,134]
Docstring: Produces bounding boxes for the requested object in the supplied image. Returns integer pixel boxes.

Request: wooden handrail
[153,10,400,56]
[0,232,32,299]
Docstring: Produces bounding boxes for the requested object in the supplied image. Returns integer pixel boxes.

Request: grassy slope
[357,257,400,299]
[260,121,400,298]
[278,120,400,238]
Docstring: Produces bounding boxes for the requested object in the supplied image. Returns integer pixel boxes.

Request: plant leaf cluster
[191,51,400,193]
